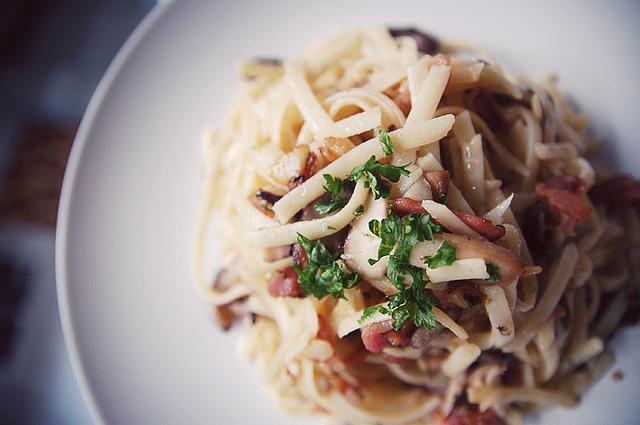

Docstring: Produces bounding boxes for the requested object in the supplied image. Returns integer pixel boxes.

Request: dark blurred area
[0,1,156,423]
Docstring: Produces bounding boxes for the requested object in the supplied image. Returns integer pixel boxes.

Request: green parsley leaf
[424,240,456,269]
[349,156,410,200]
[291,233,360,303]
[322,174,344,197]
[360,304,389,322]
[317,157,411,216]
[315,197,348,215]
[484,262,500,283]
[314,174,353,215]
[359,276,436,331]
[463,292,483,309]
[378,130,395,156]
[360,210,442,330]
[367,213,402,264]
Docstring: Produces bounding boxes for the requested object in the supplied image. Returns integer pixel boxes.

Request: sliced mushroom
[343,195,396,295]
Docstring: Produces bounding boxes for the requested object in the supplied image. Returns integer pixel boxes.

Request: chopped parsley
[350,155,410,200]
[291,233,360,303]
[314,175,353,215]
[485,262,500,283]
[424,240,456,269]
[361,211,441,330]
[302,135,441,330]
[463,292,483,309]
[360,277,437,331]
[378,130,395,156]
[314,156,410,215]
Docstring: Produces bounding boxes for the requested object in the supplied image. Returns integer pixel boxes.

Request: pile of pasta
[194,27,639,425]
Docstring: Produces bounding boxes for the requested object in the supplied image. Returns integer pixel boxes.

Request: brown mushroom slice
[444,233,525,287]
[410,234,526,288]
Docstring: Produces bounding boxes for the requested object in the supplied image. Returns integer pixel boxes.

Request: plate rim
[54,3,175,424]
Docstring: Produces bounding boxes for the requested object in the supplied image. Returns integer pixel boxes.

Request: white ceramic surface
[56,1,640,424]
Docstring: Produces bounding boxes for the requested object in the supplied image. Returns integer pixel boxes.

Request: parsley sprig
[291,233,361,303]
[315,156,410,215]
[297,133,451,332]
[351,155,410,199]
[424,240,456,269]
[360,211,442,330]
[378,130,395,156]
[314,175,353,215]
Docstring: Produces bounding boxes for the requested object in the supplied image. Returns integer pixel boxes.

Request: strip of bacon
[535,182,592,221]
[288,152,318,189]
[545,174,587,194]
[389,197,427,216]
[267,266,304,297]
[452,210,506,241]
[389,197,506,241]
[248,189,281,218]
[437,408,507,425]
[360,320,416,353]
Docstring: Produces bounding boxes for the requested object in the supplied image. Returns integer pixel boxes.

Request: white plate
[56,1,640,424]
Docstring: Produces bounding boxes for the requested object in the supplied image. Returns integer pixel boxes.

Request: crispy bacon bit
[424,170,451,198]
[288,152,318,189]
[389,197,427,216]
[389,27,440,55]
[436,407,507,425]
[267,266,304,298]
[318,137,355,163]
[361,321,394,353]
[545,174,587,194]
[452,210,506,241]
[536,176,592,221]
[212,269,246,330]
[390,198,506,241]
[589,174,640,210]
[524,175,594,248]
[214,301,244,331]
[248,189,281,217]
[360,320,416,353]
[536,180,592,221]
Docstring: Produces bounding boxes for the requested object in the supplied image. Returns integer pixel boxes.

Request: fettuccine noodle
[194,27,639,425]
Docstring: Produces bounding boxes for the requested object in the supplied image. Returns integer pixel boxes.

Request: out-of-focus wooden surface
[0,123,76,228]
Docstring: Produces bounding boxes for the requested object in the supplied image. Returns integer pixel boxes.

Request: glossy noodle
[194,27,639,425]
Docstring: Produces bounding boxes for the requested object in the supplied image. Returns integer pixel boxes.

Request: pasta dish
[193,27,639,425]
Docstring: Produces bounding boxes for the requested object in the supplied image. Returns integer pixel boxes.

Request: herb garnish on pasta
[195,27,640,425]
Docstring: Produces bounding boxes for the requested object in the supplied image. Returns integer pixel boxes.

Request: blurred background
[0,1,157,423]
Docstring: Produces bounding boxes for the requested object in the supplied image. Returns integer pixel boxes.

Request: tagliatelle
[194,27,639,425]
